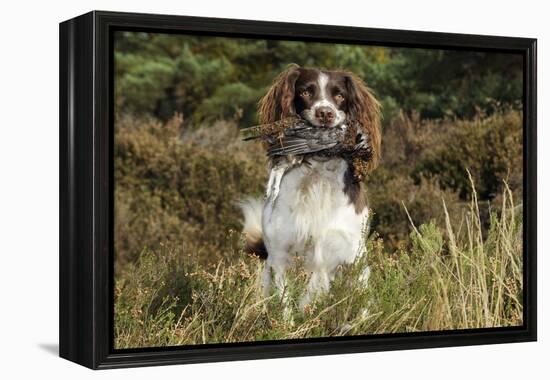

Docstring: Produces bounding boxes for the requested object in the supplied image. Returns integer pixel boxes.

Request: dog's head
[258,64,382,171]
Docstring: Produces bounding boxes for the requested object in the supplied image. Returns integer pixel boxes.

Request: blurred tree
[114,32,523,127]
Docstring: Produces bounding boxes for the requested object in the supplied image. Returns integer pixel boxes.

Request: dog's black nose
[315,106,335,124]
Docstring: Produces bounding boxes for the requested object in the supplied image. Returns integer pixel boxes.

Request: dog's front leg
[300,269,330,309]
[265,165,286,204]
[261,258,290,300]
[300,228,364,308]
[266,257,293,324]
[261,264,272,298]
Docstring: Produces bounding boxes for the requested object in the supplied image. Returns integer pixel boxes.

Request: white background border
[0,0,546,378]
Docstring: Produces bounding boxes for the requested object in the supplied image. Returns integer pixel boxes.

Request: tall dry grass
[114,178,522,348]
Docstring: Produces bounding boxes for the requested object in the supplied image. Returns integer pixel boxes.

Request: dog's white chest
[262,157,367,263]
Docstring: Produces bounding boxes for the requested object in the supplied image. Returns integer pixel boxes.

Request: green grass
[114,179,523,349]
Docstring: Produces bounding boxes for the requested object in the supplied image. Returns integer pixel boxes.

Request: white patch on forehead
[318,72,329,101]
[302,71,346,127]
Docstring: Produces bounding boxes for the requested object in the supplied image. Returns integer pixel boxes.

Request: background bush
[115,109,522,268]
[114,114,267,269]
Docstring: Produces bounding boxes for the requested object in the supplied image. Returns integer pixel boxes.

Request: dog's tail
[237,197,268,260]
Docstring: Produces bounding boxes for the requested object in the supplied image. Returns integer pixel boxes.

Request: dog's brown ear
[258,63,301,124]
[345,72,382,172]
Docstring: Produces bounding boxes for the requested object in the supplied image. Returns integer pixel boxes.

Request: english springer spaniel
[240,64,381,310]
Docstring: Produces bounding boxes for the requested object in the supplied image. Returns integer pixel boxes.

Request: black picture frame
[59,10,537,370]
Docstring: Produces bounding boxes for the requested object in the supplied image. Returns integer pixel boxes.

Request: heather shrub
[370,109,522,248]
[114,109,522,268]
[412,110,523,200]
[114,114,267,269]
[115,182,522,348]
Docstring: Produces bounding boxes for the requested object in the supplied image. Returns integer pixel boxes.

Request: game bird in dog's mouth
[242,115,373,204]
[238,64,381,311]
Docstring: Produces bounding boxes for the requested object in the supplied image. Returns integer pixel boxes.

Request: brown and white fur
[240,64,381,309]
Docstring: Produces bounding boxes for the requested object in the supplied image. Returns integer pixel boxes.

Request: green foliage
[196,82,265,126]
[114,32,522,125]
[371,49,523,119]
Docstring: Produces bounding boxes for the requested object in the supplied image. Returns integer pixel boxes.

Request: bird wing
[267,127,343,157]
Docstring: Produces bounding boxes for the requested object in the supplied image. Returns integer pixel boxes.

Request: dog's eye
[334,93,344,101]
[300,90,310,98]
